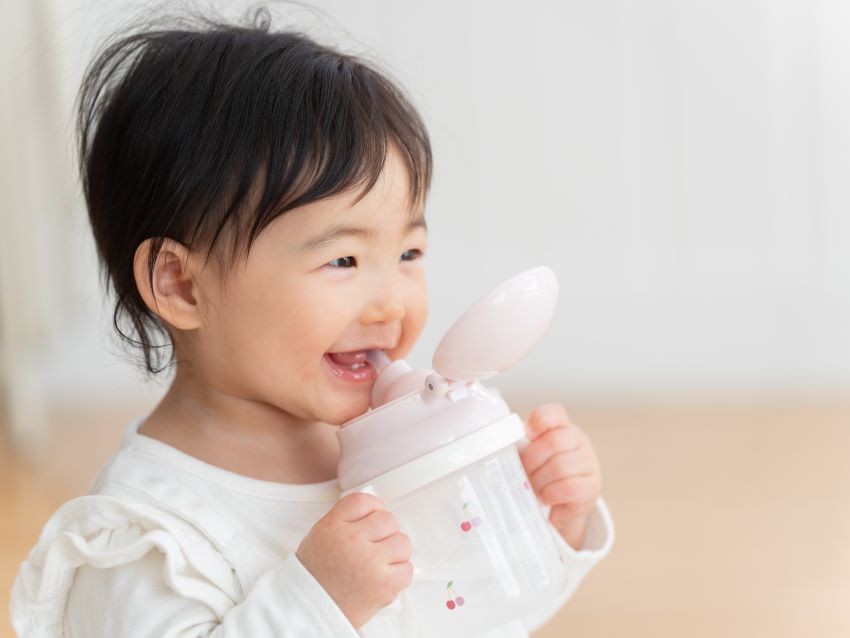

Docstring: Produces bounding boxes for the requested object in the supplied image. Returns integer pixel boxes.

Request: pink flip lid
[432,266,559,381]
[336,266,560,492]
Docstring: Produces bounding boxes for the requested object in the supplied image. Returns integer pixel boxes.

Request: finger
[528,449,594,495]
[378,531,413,564]
[519,425,585,476]
[526,403,570,440]
[539,474,601,507]
[332,491,386,522]
[362,509,401,542]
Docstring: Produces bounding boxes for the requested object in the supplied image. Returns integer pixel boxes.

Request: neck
[139,365,341,484]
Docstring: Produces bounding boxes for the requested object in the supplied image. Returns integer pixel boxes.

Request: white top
[11,417,615,637]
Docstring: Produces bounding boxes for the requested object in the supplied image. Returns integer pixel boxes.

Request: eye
[327,256,357,269]
[401,249,424,262]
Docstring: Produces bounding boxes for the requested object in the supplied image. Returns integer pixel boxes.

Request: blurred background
[1,0,848,636]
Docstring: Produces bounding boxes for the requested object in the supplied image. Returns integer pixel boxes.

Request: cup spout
[366,349,393,374]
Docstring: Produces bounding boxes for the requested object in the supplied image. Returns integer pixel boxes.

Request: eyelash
[327,249,424,269]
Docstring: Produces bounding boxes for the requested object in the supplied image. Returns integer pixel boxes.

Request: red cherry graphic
[460,501,482,532]
[445,581,464,611]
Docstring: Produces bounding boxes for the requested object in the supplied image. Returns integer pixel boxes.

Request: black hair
[77,7,432,376]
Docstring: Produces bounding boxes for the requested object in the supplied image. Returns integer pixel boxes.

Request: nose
[360,276,406,325]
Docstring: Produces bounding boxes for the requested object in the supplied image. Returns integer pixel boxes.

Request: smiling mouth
[326,350,369,368]
[324,351,380,384]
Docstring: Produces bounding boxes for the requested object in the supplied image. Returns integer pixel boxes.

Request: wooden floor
[2,399,849,637]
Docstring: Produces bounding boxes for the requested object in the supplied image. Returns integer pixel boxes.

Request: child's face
[190,147,428,425]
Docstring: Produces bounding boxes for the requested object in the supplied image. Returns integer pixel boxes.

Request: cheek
[275,291,342,355]
[216,280,334,368]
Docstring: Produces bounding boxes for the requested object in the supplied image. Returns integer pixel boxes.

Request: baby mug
[336,266,568,638]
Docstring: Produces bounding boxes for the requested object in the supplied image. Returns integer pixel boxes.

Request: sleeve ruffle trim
[11,495,242,637]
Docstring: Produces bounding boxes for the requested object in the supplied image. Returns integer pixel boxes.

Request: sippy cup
[336,266,567,638]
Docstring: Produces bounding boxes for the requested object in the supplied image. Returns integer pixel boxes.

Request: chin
[321,394,372,426]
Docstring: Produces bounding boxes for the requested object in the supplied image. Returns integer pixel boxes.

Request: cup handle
[355,484,378,497]
[515,434,531,452]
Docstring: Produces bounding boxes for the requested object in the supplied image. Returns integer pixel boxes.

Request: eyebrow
[297,216,428,252]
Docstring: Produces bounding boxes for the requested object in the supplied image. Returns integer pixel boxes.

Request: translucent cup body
[383,445,567,637]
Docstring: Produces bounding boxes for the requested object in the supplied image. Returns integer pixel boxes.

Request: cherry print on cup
[445,581,465,610]
[459,501,482,533]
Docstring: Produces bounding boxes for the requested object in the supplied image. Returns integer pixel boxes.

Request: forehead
[205,147,426,286]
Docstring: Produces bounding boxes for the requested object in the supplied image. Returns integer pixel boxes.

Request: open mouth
[324,350,379,384]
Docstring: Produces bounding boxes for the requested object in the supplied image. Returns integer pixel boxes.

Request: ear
[133,238,204,330]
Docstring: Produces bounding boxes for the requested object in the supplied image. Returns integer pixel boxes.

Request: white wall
[4,0,849,415]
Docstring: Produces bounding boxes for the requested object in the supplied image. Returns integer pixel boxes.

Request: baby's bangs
[192,38,433,268]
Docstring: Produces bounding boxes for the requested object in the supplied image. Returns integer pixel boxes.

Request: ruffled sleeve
[10,495,361,637]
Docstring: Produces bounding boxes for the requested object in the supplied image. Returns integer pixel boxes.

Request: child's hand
[296,493,413,628]
[519,403,602,549]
